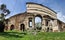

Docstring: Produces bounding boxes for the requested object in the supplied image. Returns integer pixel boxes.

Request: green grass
[0,31,65,40]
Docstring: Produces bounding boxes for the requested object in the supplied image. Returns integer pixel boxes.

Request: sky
[0,0,65,23]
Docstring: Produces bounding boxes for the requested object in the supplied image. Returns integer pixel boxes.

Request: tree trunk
[0,21,5,32]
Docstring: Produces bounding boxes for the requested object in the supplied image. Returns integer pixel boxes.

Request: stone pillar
[53,19,59,32]
[42,18,46,32]
[26,17,29,30]
[32,17,35,29]
[48,20,53,32]
[48,20,53,27]
[7,22,10,30]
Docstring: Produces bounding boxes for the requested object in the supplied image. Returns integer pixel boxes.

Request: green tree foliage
[35,22,42,30]
[0,4,10,32]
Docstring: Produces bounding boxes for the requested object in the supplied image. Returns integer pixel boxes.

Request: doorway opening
[20,24,25,31]
[10,24,14,30]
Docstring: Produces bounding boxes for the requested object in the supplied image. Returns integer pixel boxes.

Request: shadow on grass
[0,32,27,38]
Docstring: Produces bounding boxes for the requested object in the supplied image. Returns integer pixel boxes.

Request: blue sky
[0,0,65,22]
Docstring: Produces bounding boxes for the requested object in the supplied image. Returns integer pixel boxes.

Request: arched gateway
[5,2,65,32]
[35,15,42,30]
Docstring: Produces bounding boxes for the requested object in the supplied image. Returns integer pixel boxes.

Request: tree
[35,22,42,30]
[0,4,10,32]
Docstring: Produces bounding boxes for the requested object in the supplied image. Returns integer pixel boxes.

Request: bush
[36,27,42,30]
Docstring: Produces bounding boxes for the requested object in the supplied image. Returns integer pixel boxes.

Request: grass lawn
[0,30,65,40]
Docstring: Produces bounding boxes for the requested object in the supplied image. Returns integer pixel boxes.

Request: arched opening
[63,26,65,31]
[47,20,53,32]
[35,15,42,30]
[29,18,32,28]
[10,24,14,30]
[20,24,25,31]
[63,26,65,28]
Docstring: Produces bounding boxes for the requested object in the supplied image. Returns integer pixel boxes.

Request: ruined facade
[5,2,65,32]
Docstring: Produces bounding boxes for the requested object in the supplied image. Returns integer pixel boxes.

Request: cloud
[57,11,65,23]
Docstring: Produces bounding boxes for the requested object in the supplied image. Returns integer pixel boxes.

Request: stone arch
[35,14,42,30]
[10,24,14,30]
[35,15,42,19]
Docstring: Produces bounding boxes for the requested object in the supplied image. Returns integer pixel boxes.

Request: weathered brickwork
[5,2,65,32]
